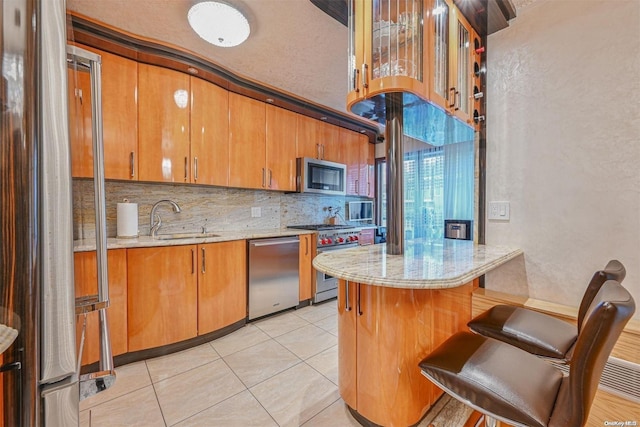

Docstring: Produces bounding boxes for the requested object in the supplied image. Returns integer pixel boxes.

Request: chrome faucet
[149,200,181,237]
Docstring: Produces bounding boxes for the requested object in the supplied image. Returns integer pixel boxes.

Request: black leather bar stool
[467,259,625,362]
[419,280,635,427]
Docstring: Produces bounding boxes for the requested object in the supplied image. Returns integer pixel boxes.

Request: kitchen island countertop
[313,239,522,289]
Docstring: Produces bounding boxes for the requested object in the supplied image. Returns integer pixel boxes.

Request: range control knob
[327,238,333,244]
[337,237,344,243]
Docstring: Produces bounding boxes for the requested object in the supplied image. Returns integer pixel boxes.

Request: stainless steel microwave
[296,157,347,195]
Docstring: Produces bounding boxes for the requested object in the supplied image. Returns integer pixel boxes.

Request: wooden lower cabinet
[337,280,473,426]
[74,249,128,366]
[197,241,247,335]
[127,245,198,351]
[127,241,248,352]
[298,234,315,302]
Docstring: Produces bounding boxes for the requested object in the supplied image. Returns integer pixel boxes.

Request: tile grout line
[146,360,170,427]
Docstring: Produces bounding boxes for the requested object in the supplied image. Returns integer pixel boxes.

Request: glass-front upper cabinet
[347,0,426,110]
[429,0,475,123]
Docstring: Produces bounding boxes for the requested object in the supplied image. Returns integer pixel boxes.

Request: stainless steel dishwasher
[248,237,300,320]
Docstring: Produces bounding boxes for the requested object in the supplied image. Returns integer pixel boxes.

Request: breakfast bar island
[313,239,523,427]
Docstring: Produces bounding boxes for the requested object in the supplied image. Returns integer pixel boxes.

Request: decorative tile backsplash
[73,180,373,240]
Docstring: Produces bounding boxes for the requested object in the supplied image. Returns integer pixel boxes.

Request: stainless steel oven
[315,244,351,302]
[288,224,361,303]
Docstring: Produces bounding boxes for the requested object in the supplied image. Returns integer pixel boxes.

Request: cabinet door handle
[305,236,309,255]
[353,68,360,93]
[262,168,266,187]
[191,249,195,274]
[316,143,321,159]
[355,179,359,195]
[201,247,206,274]
[449,87,456,108]
[357,283,363,316]
[130,152,135,178]
[194,157,198,181]
[368,182,371,197]
[345,281,352,312]
[184,156,188,181]
[268,169,272,188]
[455,90,460,111]
[362,63,368,89]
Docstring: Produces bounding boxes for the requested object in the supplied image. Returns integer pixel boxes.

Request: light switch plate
[251,207,261,218]
[488,201,510,221]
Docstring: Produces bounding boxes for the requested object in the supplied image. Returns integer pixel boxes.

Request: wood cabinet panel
[197,241,247,335]
[320,121,342,163]
[69,45,139,180]
[191,77,229,186]
[127,245,197,351]
[337,280,358,408]
[266,105,297,191]
[229,93,266,189]
[68,67,93,178]
[356,284,434,426]
[298,234,314,302]
[96,48,138,180]
[359,137,374,198]
[296,114,320,159]
[74,249,128,366]
[138,64,190,183]
[337,280,475,426]
[342,128,361,196]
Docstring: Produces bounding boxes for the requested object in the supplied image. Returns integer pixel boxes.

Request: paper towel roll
[117,202,138,238]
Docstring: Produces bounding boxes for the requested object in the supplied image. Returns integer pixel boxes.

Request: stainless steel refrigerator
[1,0,114,425]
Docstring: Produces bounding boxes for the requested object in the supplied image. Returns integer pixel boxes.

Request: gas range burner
[287,224,354,231]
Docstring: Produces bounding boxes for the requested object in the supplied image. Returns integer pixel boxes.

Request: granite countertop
[74,228,314,252]
[313,239,523,289]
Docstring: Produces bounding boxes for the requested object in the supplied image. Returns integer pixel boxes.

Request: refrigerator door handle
[67,46,116,398]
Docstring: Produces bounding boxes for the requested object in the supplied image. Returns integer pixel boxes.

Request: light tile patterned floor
[80,301,468,426]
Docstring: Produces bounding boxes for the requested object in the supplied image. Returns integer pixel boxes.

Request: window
[377,139,473,239]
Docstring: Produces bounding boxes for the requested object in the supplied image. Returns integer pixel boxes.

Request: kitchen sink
[154,232,220,240]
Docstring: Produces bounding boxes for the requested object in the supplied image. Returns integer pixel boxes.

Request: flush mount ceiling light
[188,1,250,48]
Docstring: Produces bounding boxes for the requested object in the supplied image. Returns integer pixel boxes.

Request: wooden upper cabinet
[347,0,428,109]
[191,77,229,186]
[321,122,343,163]
[429,0,474,121]
[450,6,474,123]
[197,240,247,335]
[343,129,374,197]
[69,46,138,180]
[138,64,191,183]
[74,249,128,366]
[359,135,375,197]
[68,66,93,178]
[127,245,198,351]
[266,105,297,191]
[228,93,266,189]
[342,128,361,196]
[296,114,321,160]
[296,115,343,163]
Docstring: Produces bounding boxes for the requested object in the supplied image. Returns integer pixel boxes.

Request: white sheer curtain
[403,146,444,239]
[443,140,474,220]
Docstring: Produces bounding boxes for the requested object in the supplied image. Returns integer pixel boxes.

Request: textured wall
[485,0,640,319]
[73,180,368,240]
